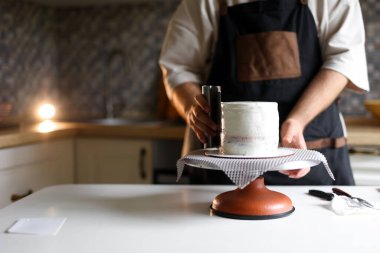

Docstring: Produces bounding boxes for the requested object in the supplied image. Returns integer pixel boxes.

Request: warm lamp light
[38,103,56,120]
[37,120,56,133]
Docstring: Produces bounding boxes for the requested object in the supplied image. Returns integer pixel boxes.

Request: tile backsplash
[0,0,60,119]
[0,0,379,121]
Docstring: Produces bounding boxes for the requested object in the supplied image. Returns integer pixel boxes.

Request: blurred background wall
[0,0,378,121]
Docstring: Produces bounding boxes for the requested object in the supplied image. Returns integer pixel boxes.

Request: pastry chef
[159,0,369,185]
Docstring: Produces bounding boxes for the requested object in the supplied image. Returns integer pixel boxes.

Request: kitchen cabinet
[75,138,153,184]
[350,153,380,185]
[0,139,74,208]
[152,139,184,184]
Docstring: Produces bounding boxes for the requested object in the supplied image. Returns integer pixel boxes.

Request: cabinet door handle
[10,189,33,202]
[139,148,147,180]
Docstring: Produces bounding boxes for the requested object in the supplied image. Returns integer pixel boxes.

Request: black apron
[187,0,354,185]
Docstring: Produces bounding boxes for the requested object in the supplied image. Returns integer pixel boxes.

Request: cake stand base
[210,176,295,220]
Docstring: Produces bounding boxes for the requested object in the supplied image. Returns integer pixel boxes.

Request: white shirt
[159,0,369,100]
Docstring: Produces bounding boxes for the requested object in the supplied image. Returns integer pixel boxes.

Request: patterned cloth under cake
[177,148,334,188]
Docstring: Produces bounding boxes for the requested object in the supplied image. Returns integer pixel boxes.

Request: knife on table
[308,189,334,201]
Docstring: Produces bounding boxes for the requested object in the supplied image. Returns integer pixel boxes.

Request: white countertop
[0,184,380,253]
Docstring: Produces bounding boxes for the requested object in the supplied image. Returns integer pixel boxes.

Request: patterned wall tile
[55,1,180,119]
[339,0,380,116]
[0,0,59,120]
[0,0,379,120]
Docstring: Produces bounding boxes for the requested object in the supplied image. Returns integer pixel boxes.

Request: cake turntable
[177,148,333,220]
[210,176,295,219]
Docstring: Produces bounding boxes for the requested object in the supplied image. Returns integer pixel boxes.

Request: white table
[0,184,379,253]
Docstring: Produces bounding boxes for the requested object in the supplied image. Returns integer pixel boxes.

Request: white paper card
[7,217,67,236]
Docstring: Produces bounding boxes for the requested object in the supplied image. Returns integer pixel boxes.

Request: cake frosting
[220,102,279,156]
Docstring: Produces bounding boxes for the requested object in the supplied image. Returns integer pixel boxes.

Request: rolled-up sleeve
[318,0,369,92]
[159,0,218,100]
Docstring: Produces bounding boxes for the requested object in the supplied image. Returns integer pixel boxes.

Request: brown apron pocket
[299,0,308,5]
[236,31,301,82]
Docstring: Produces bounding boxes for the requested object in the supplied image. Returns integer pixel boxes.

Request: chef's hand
[279,118,310,178]
[187,94,218,144]
[171,82,218,144]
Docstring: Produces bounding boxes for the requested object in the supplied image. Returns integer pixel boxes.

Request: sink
[71,118,180,126]
[90,118,164,126]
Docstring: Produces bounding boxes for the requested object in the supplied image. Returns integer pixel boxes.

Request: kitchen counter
[0,116,379,149]
[0,121,186,149]
[0,184,379,253]
[345,117,380,147]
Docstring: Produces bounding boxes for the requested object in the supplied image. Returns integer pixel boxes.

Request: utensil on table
[308,189,334,201]
[332,187,375,208]
[308,189,364,209]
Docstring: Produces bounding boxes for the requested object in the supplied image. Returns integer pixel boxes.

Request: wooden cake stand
[210,176,295,220]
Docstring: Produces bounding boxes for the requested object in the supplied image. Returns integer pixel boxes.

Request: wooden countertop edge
[75,124,186,140]
[344,116,380,126]
[346,131,380,146]
[0,128,79,149]
[0,122,186,149]
[0,116,379,149]
[345,117,380,146]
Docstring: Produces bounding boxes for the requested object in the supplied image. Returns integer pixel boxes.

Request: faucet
[105,49,126,118]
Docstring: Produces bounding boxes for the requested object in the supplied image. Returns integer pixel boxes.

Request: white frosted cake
[220,102,279,156]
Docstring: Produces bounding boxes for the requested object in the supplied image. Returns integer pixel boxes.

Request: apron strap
[219,0,228,16]
[305,137,347,150]
[299,0,308,5]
